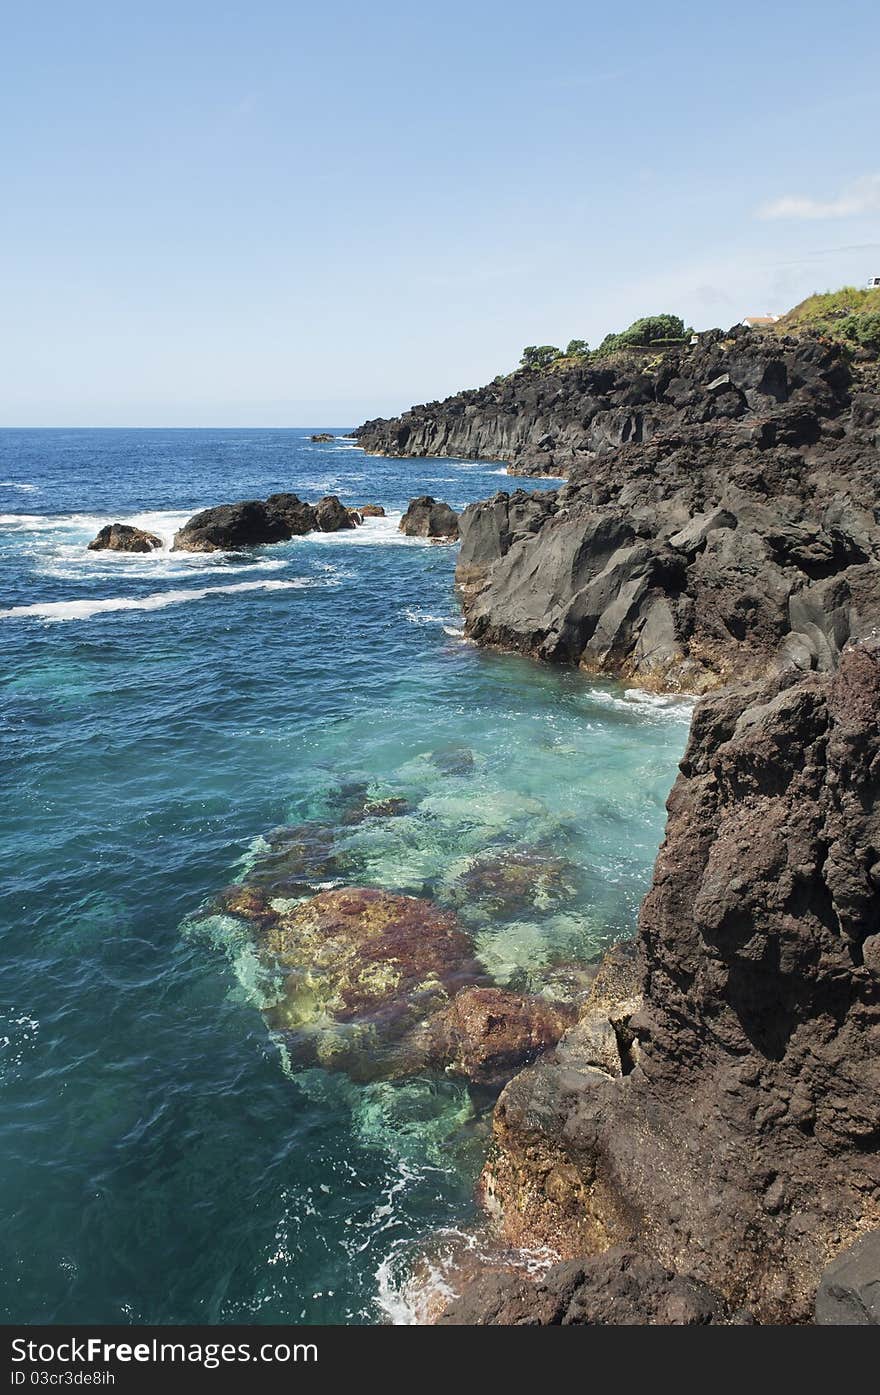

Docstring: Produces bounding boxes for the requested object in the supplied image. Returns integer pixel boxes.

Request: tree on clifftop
[596,313,687,357]
[565,339,590,357]
[520,345,561,370]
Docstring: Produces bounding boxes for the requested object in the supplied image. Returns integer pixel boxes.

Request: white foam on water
[375,1228,559,1325]
[0,481,39,492]
[0,578,313,623]
[307,513,432,548]
[0,1011,40,1084]
[585,685,696,722]
[404,608,460,629]
[0,508,192,536]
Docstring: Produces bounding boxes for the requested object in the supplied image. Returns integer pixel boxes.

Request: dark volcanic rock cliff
[464,642,880,1323]
[452,342,880,692]
[354,329,855,477]
[355,327,880,1322]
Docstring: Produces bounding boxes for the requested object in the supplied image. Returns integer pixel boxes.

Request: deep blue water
[0,429,691,1323]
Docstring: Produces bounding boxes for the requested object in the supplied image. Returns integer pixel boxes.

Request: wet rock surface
[439,1248,736,1325]
[427,986,575,1087]
[453,848,576,916]
[247,886,481,1079]
[472,642,880,1323]
[211,848,577,1087]
[88,523,163,552]
[399,496,459,540]
[172,492,364,551]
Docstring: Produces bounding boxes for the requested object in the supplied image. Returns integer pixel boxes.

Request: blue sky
[2,0,878,426]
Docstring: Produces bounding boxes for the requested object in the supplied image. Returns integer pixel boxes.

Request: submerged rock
[259,887,483,1078]
[213,851,576,1087]
[399,496,460,541]
[427,986,574,1087]
[455,848,576,915]
[429,742,475,777]
[88,523,162,553]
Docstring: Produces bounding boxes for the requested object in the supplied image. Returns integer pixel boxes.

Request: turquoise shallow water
[0,430,691,1323]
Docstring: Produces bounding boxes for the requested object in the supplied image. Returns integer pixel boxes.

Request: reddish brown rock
[474,641,880,1322]
[217,884,279,929]
[258,887,484,1079]
[430,986,574,1086]
[438,1248,735,1326]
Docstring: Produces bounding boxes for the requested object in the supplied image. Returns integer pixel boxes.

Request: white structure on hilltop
[868,276,880,289]
[742,314,780,329]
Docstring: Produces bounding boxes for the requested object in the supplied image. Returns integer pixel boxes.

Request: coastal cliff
[354,324,880,1322]
[453,343,880,692]
[354,328,857,478]
[445,645,880,1323]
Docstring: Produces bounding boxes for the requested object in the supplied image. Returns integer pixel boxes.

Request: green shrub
[564,338,590,358]
[520,344,562,370]
[839,311,880,353]
[592,313,687,359]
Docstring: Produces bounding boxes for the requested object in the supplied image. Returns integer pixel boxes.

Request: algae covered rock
[260,887,483,1078]
[455,847,576,916]
[428,986,574,1086]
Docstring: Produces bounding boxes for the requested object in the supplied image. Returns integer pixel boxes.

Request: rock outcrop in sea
[88,523,163,552]
[172,492,373,551]
[399,496,460,540]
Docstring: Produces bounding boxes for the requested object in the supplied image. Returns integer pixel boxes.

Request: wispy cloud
[757,174,880,221]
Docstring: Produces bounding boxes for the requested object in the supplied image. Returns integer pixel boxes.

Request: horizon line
[0,423,360,431]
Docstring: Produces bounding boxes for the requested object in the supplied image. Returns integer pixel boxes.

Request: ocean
[0,428,691,1323]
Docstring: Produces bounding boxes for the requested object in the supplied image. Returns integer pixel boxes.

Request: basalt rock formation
[88,522,163,553]
[452,344,880,693]
[399,496,459,540]
[172,492,363,552]
[455,642,880,1324]
[354,328,857,478]
[352,326,880,1322]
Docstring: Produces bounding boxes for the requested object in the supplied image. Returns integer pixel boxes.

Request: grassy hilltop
[772,285,880,351]
[512,286,880,378]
